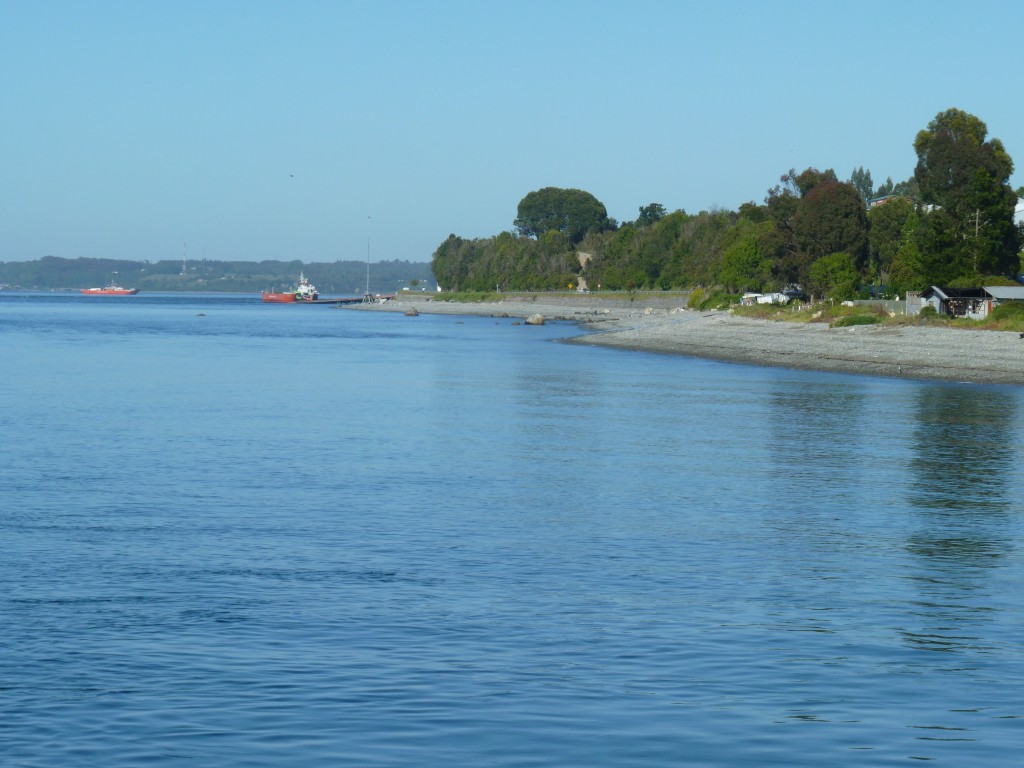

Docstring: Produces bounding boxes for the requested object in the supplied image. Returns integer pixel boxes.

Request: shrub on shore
[687,287,738,310]
[981,301,1024,332]
[990,301,1024,322]
[832,314,880,328]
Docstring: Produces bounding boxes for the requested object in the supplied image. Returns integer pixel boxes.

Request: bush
[687,287,738,310]
[990,301,1024,321]
[832,314,880,328]
[918,305,938,318]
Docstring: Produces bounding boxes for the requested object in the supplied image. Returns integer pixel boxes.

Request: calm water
[1,292,1022,766]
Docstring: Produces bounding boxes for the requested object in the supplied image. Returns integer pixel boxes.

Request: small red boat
[79,285,139,296]
[261,272,318,303]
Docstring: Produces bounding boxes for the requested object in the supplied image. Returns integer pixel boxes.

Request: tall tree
[888,210,926,295]
[913,108,1021,279]
[850,166,874,202]
[868,197,915,275]
[514,187,611,245]
[790,180,870,283]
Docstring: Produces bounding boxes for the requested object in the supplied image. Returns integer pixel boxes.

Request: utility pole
[973,209,983,273]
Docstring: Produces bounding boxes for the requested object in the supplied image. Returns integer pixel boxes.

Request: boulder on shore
[404,307,419,316]
[525,314,545,325]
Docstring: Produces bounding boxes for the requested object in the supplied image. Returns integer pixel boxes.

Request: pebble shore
[344,294,1024,386]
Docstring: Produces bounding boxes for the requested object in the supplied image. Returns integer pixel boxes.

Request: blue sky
[2,0,1022,264]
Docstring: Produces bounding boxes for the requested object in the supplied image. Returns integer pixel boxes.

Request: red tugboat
[79,284,139,296]
[261,272,319,303]
[80,272,139,295]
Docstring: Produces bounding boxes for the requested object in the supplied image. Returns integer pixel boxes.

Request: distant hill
[0,256,436,294]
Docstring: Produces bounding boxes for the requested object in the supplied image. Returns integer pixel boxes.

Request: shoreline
[344,294,1024,386]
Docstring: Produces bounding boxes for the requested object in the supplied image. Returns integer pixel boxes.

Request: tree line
[432,109,1023,300]
[0,256,435,294]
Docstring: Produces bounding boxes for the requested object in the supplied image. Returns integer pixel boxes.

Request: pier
[308,294,396,305]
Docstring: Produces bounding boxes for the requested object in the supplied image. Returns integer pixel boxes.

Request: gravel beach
[345,294,1024,386]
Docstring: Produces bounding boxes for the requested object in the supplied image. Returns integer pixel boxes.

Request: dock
[308,294,396,305]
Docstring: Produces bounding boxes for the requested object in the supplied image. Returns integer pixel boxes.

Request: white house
[740,292,791,306]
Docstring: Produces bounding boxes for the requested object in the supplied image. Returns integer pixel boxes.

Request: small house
[919,287,989,318]
[917,285,1024,319]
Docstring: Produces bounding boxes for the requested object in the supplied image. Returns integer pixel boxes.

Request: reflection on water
[910,386,1016,514]
[767,379,867,488]
[904,385,1018,652]
[760,378,871,556]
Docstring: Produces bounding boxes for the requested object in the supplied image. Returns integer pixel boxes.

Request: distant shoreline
[345,294,1024,386]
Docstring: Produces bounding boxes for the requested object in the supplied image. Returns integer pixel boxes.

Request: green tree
[851,166,873,203]
[737,201,769,223]
[514,187,611,245]
[890,176,918,199]
[807,252,859,301]
[913,108,1021,280]
[867,197,914,275]
[790,180,869,285]
[637,202,667,225]
[765,169,803,227]
[875,177,895,197]
[886,210,926,295]
[717,221,774,292]
[674,209,736,288]
[764,168,847,286]
[794,167,838,196]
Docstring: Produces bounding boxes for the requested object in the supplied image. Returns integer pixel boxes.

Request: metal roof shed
[983,286,1024,301]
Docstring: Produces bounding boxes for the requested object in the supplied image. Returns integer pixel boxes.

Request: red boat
[261,291,298,303]
[261,272,318,303]
[79,285,139,296]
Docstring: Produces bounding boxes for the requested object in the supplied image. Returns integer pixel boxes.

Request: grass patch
[981,301,1024,332]
[432,291,504,303]
[735,300,898,326]
[832,313,880,328]
[733,303,809,321]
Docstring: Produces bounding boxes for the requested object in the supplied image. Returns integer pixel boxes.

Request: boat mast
[366,215,371,297]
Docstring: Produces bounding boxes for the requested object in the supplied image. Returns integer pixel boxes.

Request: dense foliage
[514,187,613,244]
[432,110,1024,299]
[0,256,434,294]
[913,108,1021,282]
